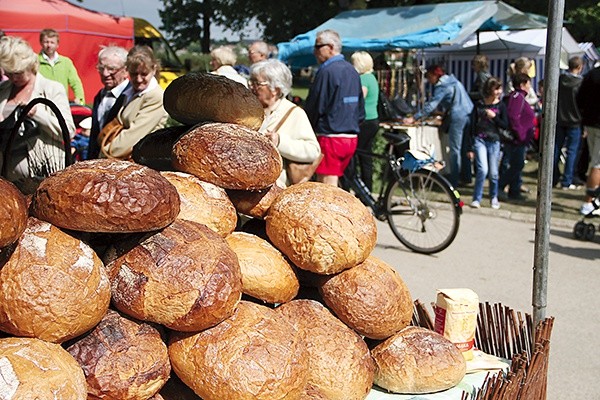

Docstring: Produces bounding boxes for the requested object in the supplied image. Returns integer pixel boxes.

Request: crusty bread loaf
[107,219,242,332]
[31,159,180,233]
[0,337,87,399]
[0,217,110,343]
[164,72,264,129]
[319,256,413,340]
[226,232,299,304]
[161,171,237,237]
[172,122,282,190]
[169,301,309,400]
[265,182,377,275]
[227,184,284,218]
[0,177,28,248]
[371,326,467,394]
[276,299,375,400]
[132,125,192,171]
[67,309,171,400]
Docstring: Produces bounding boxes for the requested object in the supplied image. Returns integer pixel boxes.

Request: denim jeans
[553,125,582,187]
[499,143,526,197]
[472,137,500,202]
[447,113,470,187]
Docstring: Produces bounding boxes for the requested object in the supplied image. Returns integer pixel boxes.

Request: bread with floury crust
[164,72,264,130]
[161,171,237,237]
[276,299,375,400]
[106,219,242,332]
[0,337,87,399]
[265,182,377,275]
[0,178,27,248]
[67,309,171,400]
[319,256,413,340]
[371,326,467,394]
[30,159,180,233]
[172,122,282,190]
[0,217,110,343]
[168,301,309,400]
[226,231,299,304]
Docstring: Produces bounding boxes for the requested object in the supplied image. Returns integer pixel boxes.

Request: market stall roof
[277,0,547,67]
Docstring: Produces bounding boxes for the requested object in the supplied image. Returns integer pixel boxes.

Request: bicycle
[340,127,463,254]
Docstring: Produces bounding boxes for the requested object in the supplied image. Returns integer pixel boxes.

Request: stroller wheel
[585,223,596,241]
[574,221,586,240]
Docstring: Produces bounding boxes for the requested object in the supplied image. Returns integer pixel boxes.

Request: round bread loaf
[31,159,180,233]
[67,309,171,400]
[161,171,237,237]
[276,299,375,400]
[172,122,282,190]
[132,125,192,171]
[0,177,28,248]
[319,256,413,340]
[265,182,377,275]
[371,326,467,394]
[169,301,309,400]
[227,184,284,218]
[164,72,264,129]
[0,217,110,343]
[0,337,87,399]
[226,232,299,304]
[107,219,242,332]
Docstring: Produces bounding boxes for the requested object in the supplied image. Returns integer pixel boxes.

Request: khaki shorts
[586,126,600,169]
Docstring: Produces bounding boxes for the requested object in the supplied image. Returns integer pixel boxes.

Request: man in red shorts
[304,29,364,186]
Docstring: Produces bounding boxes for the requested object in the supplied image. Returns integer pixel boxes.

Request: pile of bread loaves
[0,73,466,400]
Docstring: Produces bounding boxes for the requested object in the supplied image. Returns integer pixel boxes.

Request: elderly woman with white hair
[0,35,75,192]
[210,45,248,87]
[249,59,321,186]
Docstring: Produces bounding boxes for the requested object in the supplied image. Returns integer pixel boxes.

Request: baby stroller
[573,187,600,241]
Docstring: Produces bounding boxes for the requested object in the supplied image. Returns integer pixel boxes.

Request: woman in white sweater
[249,59,321,187]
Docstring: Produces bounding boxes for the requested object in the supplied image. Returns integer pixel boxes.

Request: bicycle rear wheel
[385,169,460,254]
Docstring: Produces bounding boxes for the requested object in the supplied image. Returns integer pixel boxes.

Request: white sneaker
[470,200,481,209]
[491,197,500,209]
[580,202,600,216]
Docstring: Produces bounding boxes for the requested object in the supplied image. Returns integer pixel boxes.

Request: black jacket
[557,71,582,127]
[577,67,600,128]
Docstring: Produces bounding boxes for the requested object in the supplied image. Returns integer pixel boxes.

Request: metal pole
[533,0,565,331]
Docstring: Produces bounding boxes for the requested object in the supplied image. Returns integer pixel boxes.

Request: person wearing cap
[403,65,474,187]
[71,116,91,161]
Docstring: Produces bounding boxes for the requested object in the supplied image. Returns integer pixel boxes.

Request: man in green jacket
[38,28,85,104]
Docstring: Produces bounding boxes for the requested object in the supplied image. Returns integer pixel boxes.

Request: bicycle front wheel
[385,169,460,254]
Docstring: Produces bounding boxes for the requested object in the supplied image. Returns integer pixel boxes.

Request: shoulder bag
[275,106,323,185]
[97,117,125,159]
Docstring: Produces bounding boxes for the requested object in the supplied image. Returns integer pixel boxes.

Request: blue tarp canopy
[277,1,547,68]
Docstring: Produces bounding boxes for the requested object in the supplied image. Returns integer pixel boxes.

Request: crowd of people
[0,27,598,216]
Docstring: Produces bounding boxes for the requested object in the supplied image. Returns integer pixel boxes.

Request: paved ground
[371,205,600,398]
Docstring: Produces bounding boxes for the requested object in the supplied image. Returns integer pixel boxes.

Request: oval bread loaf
[265,182,377,275]
[31,159,180,233]
[67,309,171,400]
[319,256,413,340]
[107,219,242,332]
[161,171,237,237]
[0,217,110,343]
[172,122,282,190]
[276,299,375,400]
[226,232,299,304]
[0,177,28,248]
[226,184,284,218]
[371,326,467,394]
[0,337,87,399]
[169,301,309,400]
[164,72,264,129]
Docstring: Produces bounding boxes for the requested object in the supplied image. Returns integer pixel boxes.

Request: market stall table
[379,122,449,166]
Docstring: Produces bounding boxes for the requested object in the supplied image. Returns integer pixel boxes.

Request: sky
[72,0,262,40]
